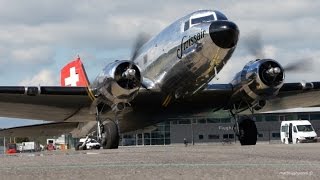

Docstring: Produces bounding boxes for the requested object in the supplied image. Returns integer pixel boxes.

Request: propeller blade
[126,33,150,88]
[130,33,150,63]
[244,31,265,58]
[283,58,314,72]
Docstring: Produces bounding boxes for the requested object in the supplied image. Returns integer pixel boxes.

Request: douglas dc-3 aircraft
[1,10,320,148]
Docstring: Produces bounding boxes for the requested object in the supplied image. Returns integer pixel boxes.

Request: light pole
[3,137,5,154]
[191,119,194,145]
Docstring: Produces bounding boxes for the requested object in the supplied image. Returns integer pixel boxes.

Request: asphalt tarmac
[0,143,319,180]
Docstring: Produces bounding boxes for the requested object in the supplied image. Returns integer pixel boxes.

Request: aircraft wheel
[75,143,82,151]
[101,121,119,149]
[296,138,300,144]
[238,117,257,145]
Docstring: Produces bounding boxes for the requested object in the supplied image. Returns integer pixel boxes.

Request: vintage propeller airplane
[0,10,319,148]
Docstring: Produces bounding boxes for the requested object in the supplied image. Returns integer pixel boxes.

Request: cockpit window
[215,11,228,20]
[184,20,189,31]
[191,14,214,25]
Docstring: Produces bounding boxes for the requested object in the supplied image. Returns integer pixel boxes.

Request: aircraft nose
[209,21,239,48]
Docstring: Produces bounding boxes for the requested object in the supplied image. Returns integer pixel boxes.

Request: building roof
[259,107,320,114]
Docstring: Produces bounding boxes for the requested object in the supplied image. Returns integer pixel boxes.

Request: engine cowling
[230,59,284,110]
[92,60,142,110]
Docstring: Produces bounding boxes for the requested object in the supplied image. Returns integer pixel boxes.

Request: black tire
[75,143,82,151]
[101,121,119,149]
[238,118,257,145]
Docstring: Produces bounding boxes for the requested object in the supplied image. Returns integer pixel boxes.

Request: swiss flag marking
[60,57,89,87]
[64,67,79,86]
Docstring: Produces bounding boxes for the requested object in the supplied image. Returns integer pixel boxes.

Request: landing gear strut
[95,104,120,149]
[230,105,258,146]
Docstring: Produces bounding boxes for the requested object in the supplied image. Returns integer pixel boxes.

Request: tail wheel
[101,121,119,149]
[238,118,257,145]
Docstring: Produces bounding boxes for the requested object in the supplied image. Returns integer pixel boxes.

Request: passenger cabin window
[191,14,214,25]
[184,20,189,31]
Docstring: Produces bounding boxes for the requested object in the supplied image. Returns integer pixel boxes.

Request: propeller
[244,31,265,58]
[130,33,150,65]
[243,31,314,73]
[125,33,150,89]
[283,59,314,72]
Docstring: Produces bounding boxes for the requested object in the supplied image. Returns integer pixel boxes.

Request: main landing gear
[230,107,258,146]
[95,104,121,149]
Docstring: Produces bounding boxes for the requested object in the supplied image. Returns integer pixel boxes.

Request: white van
[280,120,317,144]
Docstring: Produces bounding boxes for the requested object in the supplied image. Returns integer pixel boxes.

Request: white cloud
[19,69,58,86]
[10,46,55,64]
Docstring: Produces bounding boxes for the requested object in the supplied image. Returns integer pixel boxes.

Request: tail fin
[60,56,90,87]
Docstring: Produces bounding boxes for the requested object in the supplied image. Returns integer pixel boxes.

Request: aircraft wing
[0,86,93,122]
[257,82,320,112]
[0,82,319,124]
[0,81,319,139]
[0,84,233,122]
[0,122,79,137]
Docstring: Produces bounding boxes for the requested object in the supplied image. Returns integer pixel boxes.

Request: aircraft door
[288,123,293,143]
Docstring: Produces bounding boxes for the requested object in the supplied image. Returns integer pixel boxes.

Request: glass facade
[310,113,320,120]
[121,121,170,146]
[297,113,309,120]
[265,115,278,121]
[120,110,320,146]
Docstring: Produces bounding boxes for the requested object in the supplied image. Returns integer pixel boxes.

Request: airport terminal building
[2,107,320,150]
[120,107,320,146]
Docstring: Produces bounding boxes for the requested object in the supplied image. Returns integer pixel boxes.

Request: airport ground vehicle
[75,137,101,150]
[19,142,40,152]
[46,139,56,150]
[18,142,40,152]
[6,143,17,154]
[280,120,318,144]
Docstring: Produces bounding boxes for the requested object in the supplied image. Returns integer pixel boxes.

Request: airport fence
[0,137,5,154]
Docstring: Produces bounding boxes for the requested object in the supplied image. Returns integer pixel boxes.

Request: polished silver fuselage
[134,10,237,98]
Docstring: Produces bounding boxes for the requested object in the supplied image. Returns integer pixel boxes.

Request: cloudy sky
[0,0,319,128]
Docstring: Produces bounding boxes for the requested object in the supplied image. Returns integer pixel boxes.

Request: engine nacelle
[92,60,142,108]
[230,59,284,110]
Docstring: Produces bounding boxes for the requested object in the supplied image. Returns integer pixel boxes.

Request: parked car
[76,138,101,150]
